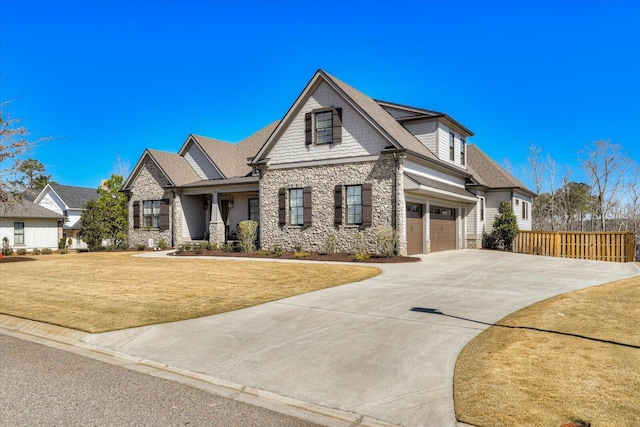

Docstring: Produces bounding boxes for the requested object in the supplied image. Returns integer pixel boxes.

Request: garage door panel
[406,203,423,255]
[430,206,456,252]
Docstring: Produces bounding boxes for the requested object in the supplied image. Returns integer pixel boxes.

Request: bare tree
[581,140,631,231]
[0,103,32,201]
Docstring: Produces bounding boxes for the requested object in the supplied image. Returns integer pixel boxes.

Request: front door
[406,203,424,255]
[221,200,230,240]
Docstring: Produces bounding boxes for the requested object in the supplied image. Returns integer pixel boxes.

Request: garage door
[430,206,456,252]
[406,203,423,255]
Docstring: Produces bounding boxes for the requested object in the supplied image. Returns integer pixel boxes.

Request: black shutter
[159,199,170,230]
[132,201,140,229]
[278,188,286,226]
[304,112,312,145]
[362,183,373,227]
[332,108,342,144]
[303,187,312,228]
[334,185,342,225]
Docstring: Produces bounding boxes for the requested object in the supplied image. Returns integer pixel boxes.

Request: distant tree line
[522,140,639,257]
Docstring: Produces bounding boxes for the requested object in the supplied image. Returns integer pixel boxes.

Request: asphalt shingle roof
[466,145,532,193]
[321,71,440,162]
[49,184,98,209]
[146,149,201,187]
[195,121,279,178]
[0,196,65,220]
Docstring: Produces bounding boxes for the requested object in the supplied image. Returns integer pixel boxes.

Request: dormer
[377,100,473,169]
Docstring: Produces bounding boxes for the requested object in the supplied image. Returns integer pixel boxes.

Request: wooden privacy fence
[514,231,635,263]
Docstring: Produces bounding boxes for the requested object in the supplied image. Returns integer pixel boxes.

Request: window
[305,108,342,145]
[289,189,304,225]
[315,111,333,144]
[522,201,529,220]
[449,132,455,161]
[346,185,363,225]
[14,222,24,245]
[479,197,485,221]
[143,200,161,228]
[249,198,260,221]
[461,139,466,165]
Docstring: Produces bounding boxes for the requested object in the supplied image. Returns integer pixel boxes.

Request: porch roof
[404,172,478,202]
[181,176,259,188]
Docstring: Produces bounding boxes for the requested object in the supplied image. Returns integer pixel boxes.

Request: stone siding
[260,158,398,254]
[466,238,481,249]
[127,160,177,248]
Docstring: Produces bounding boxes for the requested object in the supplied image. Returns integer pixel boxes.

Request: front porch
[178,178,260,246]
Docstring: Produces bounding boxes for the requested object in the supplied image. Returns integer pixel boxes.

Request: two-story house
[124,70,533,255]
[33,184,98,249]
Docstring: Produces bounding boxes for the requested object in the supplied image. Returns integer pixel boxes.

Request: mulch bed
[0,256,36,263]
[172,250,421,263]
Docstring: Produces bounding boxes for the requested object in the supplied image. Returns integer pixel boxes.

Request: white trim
[267,154,381,170]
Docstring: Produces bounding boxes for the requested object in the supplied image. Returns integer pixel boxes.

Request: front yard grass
[454,274,640,426]
[0,252,381,333]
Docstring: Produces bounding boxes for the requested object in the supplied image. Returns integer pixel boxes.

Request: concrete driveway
[82,250,639,426]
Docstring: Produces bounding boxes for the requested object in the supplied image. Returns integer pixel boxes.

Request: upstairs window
[449,132,455,161]
[315,111,333,144]
[461,139,466,165]
[14,222,24,245]
[305,108,342,145]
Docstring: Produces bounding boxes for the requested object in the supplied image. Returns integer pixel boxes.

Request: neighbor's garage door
[406,203,423,255]
[430,206,456,252]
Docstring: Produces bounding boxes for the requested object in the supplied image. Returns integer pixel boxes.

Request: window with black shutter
[303,187,312,227]
[306,107,342,145]
[334,185,343,225]
[159,199,170,230]
[133,201,140,229]
[362,183,373,227]
[278,188,286,226]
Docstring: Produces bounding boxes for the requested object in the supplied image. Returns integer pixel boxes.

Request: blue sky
[1,0,639,190]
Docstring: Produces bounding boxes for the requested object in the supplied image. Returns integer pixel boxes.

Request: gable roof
[253,70,449,165]
[123,149,202,191]
[48,184,98,209]
[376,100,474,136]
[466,145,534,195]
[192,120,279,178]
[146,149,202,186]
[0,195,65,220]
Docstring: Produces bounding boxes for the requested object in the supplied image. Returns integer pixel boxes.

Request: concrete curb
[0,314,400,427]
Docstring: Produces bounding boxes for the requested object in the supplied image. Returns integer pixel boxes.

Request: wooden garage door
[406,203,423,255]
[430,206,456,252]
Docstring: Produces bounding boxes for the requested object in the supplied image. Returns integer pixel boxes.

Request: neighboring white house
[0,196,65,251]
[33,184,98,249]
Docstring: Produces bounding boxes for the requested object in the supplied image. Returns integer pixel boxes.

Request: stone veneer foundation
[259,157,402,254]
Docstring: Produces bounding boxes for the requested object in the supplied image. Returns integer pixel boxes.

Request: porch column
[209,192,225,245]
[396,156,408,256]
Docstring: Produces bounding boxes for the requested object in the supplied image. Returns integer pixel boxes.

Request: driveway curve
[83,250,639,426]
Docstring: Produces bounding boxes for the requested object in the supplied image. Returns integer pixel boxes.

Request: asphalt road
[0,334,319,427]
